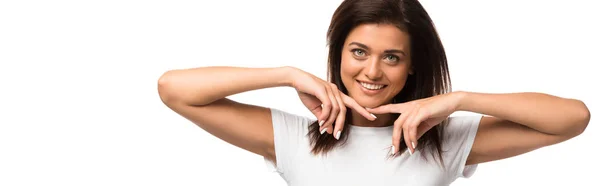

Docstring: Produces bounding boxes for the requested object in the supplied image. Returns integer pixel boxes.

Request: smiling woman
[343,25,411,102]
[157,0,591,185]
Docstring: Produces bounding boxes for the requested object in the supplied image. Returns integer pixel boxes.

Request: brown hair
[307,0,451,164]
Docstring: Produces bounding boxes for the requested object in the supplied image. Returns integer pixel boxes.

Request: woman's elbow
[572,99,590,136]
[157,70,179,104]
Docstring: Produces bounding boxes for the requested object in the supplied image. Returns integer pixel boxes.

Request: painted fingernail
[335,131,341,140]
[391,146,396,155]
[319,120,325,127]
[370,113,377,119]
[412,142,416,149]
[409,148,413,155]
[320,128,327,134]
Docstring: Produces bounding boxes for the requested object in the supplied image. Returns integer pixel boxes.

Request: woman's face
[340,23,412,108]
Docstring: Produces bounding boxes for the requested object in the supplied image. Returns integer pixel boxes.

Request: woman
[157,0,590,185]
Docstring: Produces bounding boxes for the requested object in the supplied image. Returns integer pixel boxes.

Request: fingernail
[335,131,341,140]
[391,146,396,155]
[370,113,377,119]
[319,120,325,127]
[412,142,416,149]
[409,149,413,155]
[320,128,327,134]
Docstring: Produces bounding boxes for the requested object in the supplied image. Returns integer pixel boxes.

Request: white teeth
[360,82,385,90]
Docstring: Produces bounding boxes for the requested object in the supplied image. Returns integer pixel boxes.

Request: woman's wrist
[452,91,469,112]
[279,66,300,88]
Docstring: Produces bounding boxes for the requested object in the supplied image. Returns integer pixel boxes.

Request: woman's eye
[353,49,365,57]
[384,55,399,62]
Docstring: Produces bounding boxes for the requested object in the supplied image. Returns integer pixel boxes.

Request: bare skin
[339,24,590,162]
[157,66,375,164]
[340,24,413,129]
[157,23,590,168]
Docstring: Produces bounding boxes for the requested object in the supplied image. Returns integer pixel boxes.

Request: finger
[403,108,420,154]
[314,87,331,127]
[403,117,413,155]
[321,84,339,134]
[302,93,322,121]
[417,119,438,139]
[391,109,411,155]
[331,86,346,140]
[408,109,426,150]
[367,103,406,114]
[392,119,402,155]
[341,94,376,121]
[311,106,323,126]
[325,84,342,134]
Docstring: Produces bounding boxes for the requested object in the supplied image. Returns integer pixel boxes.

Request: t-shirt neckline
[347,124,394,134]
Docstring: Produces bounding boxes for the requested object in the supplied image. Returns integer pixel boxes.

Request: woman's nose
[365,58,383,80]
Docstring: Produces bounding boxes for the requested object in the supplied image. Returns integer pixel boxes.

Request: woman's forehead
[344,24,411,52]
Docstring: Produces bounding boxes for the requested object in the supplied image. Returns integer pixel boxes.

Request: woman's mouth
[356,80,387,95]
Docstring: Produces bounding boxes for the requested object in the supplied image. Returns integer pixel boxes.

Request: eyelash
[351,49,366,57]
[384,55,400,62]
[350,49,401,63]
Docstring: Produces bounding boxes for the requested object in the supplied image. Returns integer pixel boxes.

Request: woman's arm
[157,66,372,163]
[456,91,591,165]
[157,66,295,161]
[158,66,294,106]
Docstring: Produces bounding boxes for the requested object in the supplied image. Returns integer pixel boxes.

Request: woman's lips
[356,80,387,96]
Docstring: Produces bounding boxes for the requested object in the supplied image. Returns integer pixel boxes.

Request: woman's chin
[355,99,383,109]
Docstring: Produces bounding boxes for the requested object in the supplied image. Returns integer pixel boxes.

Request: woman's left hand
[366,92,463,155]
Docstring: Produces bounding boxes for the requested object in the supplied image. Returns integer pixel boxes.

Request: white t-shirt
[264,108,482,186]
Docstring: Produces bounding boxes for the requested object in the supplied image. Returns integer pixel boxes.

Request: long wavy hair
[307,0,452,165]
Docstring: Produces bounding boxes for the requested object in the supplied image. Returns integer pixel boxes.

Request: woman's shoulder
[445,114,483,129]
[439,114,483,178]
[269,107,316,130]
[441,114,483,143]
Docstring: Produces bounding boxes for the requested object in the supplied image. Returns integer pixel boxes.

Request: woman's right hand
[288,67,377,139]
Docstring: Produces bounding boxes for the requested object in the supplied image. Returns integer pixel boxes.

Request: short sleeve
[442,115,482,179]
[264,108,314,174]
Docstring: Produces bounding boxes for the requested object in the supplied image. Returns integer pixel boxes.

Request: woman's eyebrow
[349,42,370,50]
[383,49,406,56]
[349,42,406,56]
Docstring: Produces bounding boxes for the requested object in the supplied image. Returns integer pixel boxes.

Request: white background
[1,0,598,185]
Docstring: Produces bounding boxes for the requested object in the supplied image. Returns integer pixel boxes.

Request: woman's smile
[356,80,387,96]
[340,24,412,109]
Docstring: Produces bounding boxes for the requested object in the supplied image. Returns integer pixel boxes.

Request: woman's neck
[349,109,394,128]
